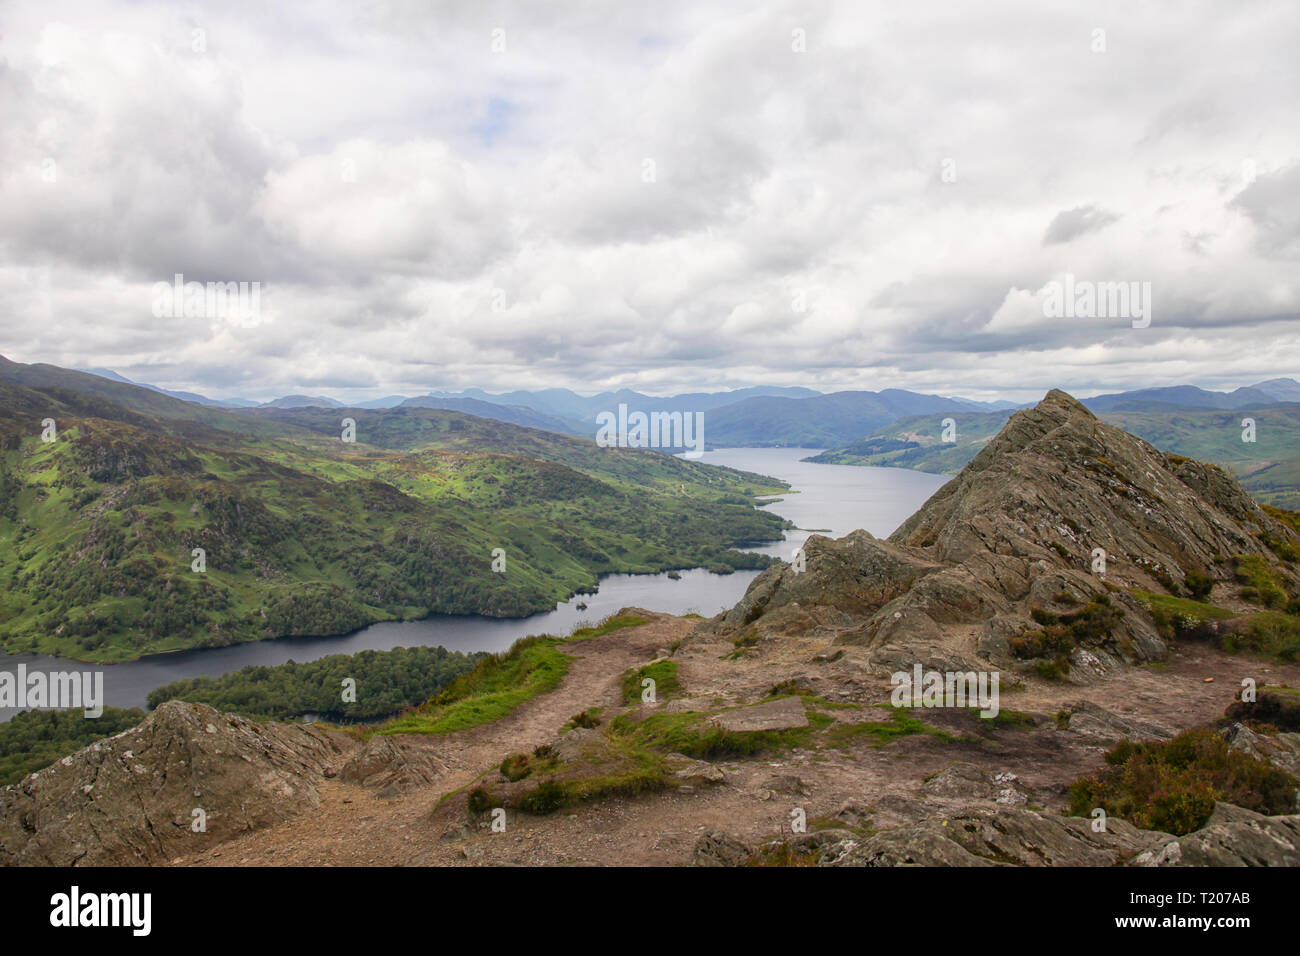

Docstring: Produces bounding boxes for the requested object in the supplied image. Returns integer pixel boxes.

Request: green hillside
[0,370,788,663]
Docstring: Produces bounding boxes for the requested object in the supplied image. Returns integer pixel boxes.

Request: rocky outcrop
[697,802,1300,867]
[0,701,352,866]
[819,806,1167,867]
[693,390,1299,680]
[1132,803,1300,866]
[340,736,450,797]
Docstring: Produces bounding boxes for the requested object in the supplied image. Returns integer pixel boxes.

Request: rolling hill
[0,358,789,662]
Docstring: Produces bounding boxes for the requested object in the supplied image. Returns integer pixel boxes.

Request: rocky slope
[697,390,1299,680]
[0,701,353,865]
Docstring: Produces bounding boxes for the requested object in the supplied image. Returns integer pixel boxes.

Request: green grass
[824,706,956,749]
[1225,612,1300,661]
[379,635,570,735]
[564,614,649,643]
[1133,589,1235,625]
[513,752,676,815]
[1133,589,1300,662]
[609,705,833,760]
[1233,554,1289,608]
[622,659,681,705]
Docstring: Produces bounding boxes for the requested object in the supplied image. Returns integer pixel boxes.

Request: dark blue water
[0,449,947,716]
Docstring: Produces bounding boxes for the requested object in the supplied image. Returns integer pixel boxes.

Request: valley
[4,388,1300,869]
[0,358,786,663]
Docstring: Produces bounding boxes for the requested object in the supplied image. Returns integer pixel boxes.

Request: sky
[1,0,1298,403]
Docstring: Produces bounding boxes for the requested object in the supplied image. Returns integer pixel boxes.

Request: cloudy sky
[1,0,1298,403]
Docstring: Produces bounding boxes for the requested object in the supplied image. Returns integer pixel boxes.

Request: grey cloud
[1042,205,1120,245]
[0,0,1297,399]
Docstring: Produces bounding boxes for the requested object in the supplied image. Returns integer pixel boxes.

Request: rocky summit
[699,390,1299,681]
[3,390,1299,868]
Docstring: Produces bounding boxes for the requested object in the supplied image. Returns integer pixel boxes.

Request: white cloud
[0,0,1297,403]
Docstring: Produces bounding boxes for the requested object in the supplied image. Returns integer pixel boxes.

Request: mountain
[398,395,583,434]
[0,358,788,662]
[814,400,1300,509]
[353,395,411,409]
[806,408,1015,471]
[705,390,1300,677]
[78,367,259,407]
[703,390,974,447]
[0,355,300,440]
[1253,378,1300,403]
[6,390,1300,870]
[455,385,823,423]
[261,394,345,408]
[1082,383,1283,412]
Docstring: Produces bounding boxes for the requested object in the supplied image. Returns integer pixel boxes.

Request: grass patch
[510,735,677,815]
[1233,554,1288,608]
[824,706,956,750]
[610,705,831,760]
[564,613,649,643]
[379,634,569,735]
[499,750,560,782]
[745,842,821,867]
[1225,611,1300,661]
[1068,727,1299,835]
[622,659,681,705]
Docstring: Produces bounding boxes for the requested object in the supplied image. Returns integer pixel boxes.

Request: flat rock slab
[711,697,808,733]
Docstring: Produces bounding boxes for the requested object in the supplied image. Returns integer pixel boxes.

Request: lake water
[0,449,948,717]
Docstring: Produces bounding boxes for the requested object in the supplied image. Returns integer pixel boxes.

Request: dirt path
[173,613,1300,867]
[174,609,693,867]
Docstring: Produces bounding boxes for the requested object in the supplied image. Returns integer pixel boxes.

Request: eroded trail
[174,611,694,866]
[173,610,1300,868]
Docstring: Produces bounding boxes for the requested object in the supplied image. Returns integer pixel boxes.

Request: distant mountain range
[61,364,1300,455]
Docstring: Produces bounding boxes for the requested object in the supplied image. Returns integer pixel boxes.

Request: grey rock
[692,831,752,867]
